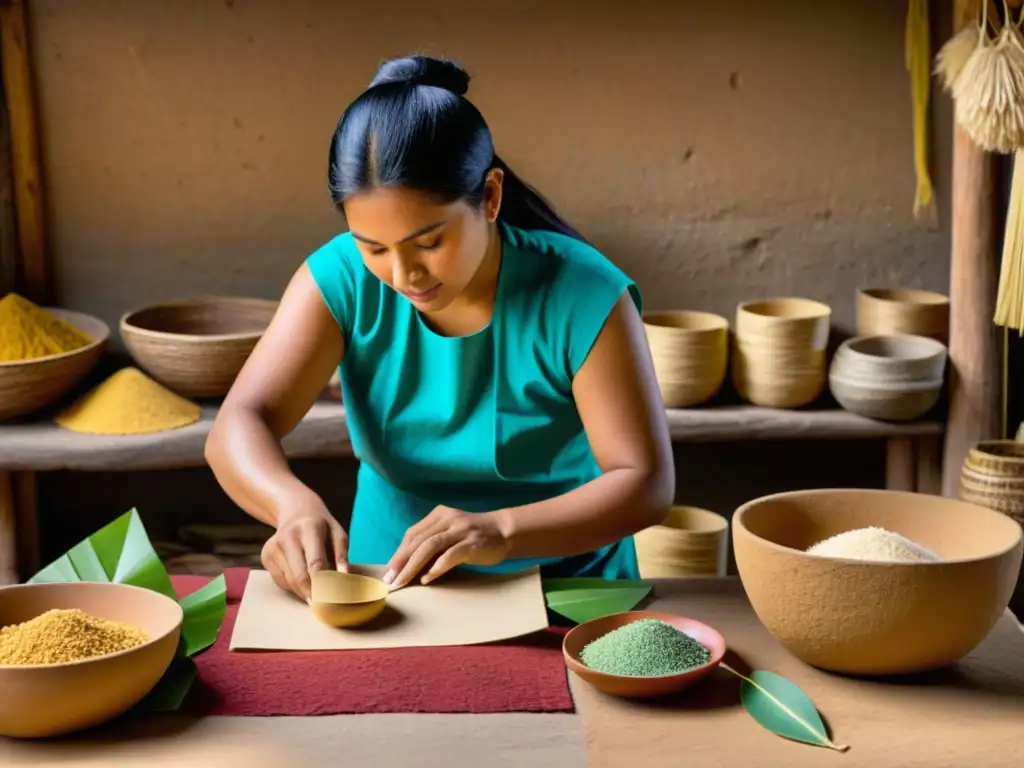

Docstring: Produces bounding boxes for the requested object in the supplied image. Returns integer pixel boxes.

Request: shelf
[0,402,943,473]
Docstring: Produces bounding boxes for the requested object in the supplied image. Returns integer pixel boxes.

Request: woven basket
[960,441,1024,526]
[856,287,949,344]
[0,309,109,421]
[633,506,729,578]
[120,296,278,398]
[643,310,729,407]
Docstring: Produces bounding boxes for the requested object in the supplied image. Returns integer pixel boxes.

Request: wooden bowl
[310,571,389,628]
[643,310,729,407]
[857,287,949,344]
[120,296,278,398]
[0,309,109,421]
[735,297,831,349]
[733,488,1023,675]
[562,610,726,699]
[960,440,1024,525]
[828,334,947,421]
[0,581,183,738]
[634,506,729,578]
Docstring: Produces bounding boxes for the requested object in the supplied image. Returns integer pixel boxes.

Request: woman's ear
[483,167,503,222]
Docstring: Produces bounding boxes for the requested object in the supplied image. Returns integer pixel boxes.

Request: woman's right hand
[261,493,349,603]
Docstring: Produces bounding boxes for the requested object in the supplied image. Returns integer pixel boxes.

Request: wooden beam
[943,0,1005,496]
[0,0,50,304]
[0,50,14,297]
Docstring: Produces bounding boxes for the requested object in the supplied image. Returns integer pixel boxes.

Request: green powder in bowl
[579,618,711,677]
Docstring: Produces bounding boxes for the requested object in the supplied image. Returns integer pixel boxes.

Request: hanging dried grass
[994,150,1024,331]
[935,23,980,92]
[906,0,936,221]
[952,0,1024,153]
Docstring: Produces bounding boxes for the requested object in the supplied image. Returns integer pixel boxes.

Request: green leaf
[542,577,653,624]
[178,574,227,657]
[730,667,849,752]
[134,658,198,713]
[26,508,229,712]
[29,508,177,601]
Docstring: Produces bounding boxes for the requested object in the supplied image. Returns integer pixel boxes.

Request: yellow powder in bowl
[0,608,149,666]
[54,367,202,435]
[0,293,93,362]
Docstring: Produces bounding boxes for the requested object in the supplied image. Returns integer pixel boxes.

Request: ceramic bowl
[642,310,729,407]
[562,610,726,698]
[857,287,949,343]
[828,334,947,420]
[0,309,110,421]
[733,488,1023,675]
[0,581,183,738]
[310,571,389,627]
[120,296,279,398]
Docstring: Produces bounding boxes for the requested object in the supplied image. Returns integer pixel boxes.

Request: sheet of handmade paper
[229,565,550,650]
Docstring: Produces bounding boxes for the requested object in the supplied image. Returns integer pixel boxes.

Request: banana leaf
[28,508,227,710]
[542,576,653,624]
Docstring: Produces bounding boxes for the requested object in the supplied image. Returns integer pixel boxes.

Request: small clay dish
[562,610,726,699]
[310,571,389,628]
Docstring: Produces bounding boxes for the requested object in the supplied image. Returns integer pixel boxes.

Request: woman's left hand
[384,506,512,590]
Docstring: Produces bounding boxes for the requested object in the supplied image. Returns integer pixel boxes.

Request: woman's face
[342,171,502,312]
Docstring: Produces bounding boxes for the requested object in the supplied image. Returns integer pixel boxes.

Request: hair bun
[369,55,470,96]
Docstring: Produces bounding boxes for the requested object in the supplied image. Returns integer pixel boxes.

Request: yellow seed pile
[0,293,93,362]
[54,366,202,435]
[0,608,148,666]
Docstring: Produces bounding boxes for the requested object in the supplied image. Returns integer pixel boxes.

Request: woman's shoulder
[501,224,641,313]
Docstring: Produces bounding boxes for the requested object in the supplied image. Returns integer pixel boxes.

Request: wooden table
[0,403,944,585]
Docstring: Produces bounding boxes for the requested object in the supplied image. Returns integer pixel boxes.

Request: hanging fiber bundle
[906,0,936,220]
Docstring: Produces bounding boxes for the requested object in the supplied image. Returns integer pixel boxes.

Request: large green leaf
[178,574,227,656]
[543,577,652,624]
[26,508,228,711]
[728,667,849,752]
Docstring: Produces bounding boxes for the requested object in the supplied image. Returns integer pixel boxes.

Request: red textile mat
[169,568,574,716]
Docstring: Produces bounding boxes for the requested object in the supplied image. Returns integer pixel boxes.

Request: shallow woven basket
[0,309,109,421]
[856,287,949,344]
[120,296,278,398]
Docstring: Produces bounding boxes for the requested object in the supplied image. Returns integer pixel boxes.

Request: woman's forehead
[343,187,465,244]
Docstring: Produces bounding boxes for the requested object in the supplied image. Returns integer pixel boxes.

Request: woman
[205,54,674,602]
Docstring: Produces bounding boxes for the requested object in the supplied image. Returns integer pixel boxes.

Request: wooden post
[0,0,50,304]
[942,0,1004,497]
[0,471,17,585]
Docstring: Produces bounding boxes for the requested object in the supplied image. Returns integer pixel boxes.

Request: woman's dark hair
[328,54,586,242]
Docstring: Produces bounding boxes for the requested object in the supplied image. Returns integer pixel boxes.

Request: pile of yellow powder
[54,366,202,435]
[805,526,941,563]
[0,293,93,362]
[0,608,148,666]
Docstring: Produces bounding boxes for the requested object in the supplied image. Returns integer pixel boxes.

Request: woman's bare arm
[205,264,348,596]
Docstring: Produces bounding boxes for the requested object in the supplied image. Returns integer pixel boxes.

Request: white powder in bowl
[805,526,942,563]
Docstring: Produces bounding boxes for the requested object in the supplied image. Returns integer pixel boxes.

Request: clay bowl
[960,440,1024,525]
[310,571,389,628]
[642,310,729,407]
[120,296,279,398]
[0,581,183,738]
[828,334,947,421]
[733,488,1023,676]
[857,287,949,344]
[633,506,729,578]
[563,610,726,699]
[0,309,110,421]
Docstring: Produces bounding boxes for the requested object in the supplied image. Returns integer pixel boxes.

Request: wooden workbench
[0,402,944,585]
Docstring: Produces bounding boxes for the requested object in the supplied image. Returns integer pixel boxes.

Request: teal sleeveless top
[306,222,643,579]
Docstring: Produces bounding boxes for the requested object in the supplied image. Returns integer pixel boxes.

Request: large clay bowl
[733,489,1022,675]
[0,581,183,738]
[563,610,726,698]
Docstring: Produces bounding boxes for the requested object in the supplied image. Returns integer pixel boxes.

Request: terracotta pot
[732,488,1022,675]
